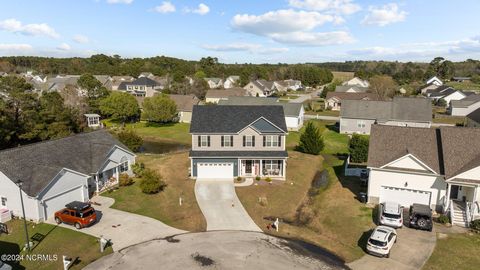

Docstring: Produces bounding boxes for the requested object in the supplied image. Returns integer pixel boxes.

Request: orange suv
[54,201,97,229]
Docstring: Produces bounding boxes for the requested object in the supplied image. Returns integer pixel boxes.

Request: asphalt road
[84,231,349,270]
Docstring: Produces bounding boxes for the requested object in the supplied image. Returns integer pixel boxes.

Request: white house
[343,77,370,88]
[449,94,480,116]
[367,125,480,227]
[427,87,468,106]
[223,76,240,89]
[426,76,443,86]
[204,78,223,89]
[244,80,277,97]
[0,131,135,222]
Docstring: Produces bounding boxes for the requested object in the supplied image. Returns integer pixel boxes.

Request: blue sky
[0,0,479,63]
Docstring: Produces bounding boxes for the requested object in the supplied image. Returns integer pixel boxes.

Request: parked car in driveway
[379,201,403,228]
[367,226,397,258]
[408,204,433,231]
[54,201,97,229]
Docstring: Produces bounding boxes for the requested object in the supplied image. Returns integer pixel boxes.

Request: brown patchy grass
[236,152,374,262]
[332,71,355,82]
[104,152,206,232]
[423,233,480,270]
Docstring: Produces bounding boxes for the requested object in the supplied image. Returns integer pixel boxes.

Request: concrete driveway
[194,179,261,232]
[84,231,348,270]
[347,226,436,270]
[46,196,184,251]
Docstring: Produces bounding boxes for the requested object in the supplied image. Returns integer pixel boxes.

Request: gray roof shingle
[190,105,287,134]
[190,151,288,158]
[218,96,303,117]
[0,130,130,197]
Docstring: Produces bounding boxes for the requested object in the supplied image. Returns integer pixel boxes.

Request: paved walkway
[234,177,254,187]
[347,227,436,270]
[46,196,184,251]
[194,179,261,232]
[84,231,348,270]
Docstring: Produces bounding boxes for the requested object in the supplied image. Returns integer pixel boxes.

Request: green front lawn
[446,81,480,91]
[287,120,349,155]
[423,233,480,270]
[103,152,206,232]
[0,219,111,270]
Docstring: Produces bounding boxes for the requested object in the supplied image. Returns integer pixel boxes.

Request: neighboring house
[244,79,277,97]
[205,88,246,103]
[427,87,469,105]
[111,76,134,91]
[343,77,370,88]
[367,125,480,226]
[218,96,304,131]
[325,92,381,111]
[452,77,471,82]
[466,108,480,128]
[223,76,240,89]
[84,114,101,128]
[274,79,303,92]
[0,131,135,222]
[118,77,161,97]
[340,97,432,134]
[189,105,288,180]
[204,78,223,89]
[419,83,440,95]
[426,76,443,86]
[448,94,480,116]
[334,85,369,93]
[138,72,154,78]
[168,94,200,123]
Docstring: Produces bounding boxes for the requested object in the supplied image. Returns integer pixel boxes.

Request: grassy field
[0,219,111,270]
[446,81,480,91]
[332,71,355,82]
[103,152,206,232]
[287,120,349,155]
[432,116,465,125]
[103,119,191,145]
[423,233,480,270]
[236,153,374,262]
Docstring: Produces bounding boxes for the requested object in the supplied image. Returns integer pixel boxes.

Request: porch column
[115,166,120,180]
[474,186,479,202]
[282,160,286,178]
[445,183,452,208]
[95,174,99,193]
[260,160,263,176]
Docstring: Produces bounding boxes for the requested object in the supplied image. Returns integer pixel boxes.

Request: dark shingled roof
[467,107,480,123]
[0,130,130,197]
[205,88,246,99]
[341,97,432,122]
[190,151,288,158]
[326,92,381,101]
[190,105,287,133]
[218,96,303,117]
[368,125,480,179]
[367,125,442,174]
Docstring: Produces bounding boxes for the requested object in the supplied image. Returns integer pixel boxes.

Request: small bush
[117,129,143,152]
[131,162,145,177]
[349,134,369,163]
[236,176,242,182]
[265,177,272,182]
[471,219,480,232]
[119,173,134,186]
[295,203,315,225]
[255,176,261,181]
[140,169,166,194]
[437,214,450,224]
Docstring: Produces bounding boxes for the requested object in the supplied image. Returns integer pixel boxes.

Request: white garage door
[43,187,85,219]
[380,186,431,207]
[197,163,234,180]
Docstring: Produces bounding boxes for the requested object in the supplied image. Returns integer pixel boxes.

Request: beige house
[168,94,200,123]
[205,88,246,103]
[244,79,277,97]
[325,92,380,111]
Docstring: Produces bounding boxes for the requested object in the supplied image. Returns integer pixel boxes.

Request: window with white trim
[222,135,232,147]
[357,120,366,128]
[200,136,209,147]
[119,156,129,173]
[265,135,279,147]
[1,197,6,207]
[88,117,99,126]
[245,135,254,147]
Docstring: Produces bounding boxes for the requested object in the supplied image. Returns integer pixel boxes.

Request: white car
[379,201,403,228]
[366,226,397,258]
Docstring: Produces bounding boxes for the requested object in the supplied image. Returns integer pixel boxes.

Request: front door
[245,160,252,174]
[450,185,459,200]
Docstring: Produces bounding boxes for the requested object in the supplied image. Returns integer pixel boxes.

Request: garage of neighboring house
[380,186,432,207]
[197,162,234,180]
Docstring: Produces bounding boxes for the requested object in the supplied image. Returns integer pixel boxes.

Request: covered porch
[88,157,130,195]
[445,180,480,225]
[239,159,286,179]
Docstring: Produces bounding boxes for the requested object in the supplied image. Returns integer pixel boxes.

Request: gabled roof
[425,85,453,95]
[204,77,223,84]
[206,88,246,99]
[168,94,199,112]
[326,92,381,101]
[0,130,131,197]
[335,85,369,93]
[129,77,158,86]
[218,96,303,117]
[439,127,480,178]
[190,105,287,134]
[341,97,432,122]
[450,94,480,108]
[467,107,480,124]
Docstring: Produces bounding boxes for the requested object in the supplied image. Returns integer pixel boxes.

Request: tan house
[205,88,246,103]
[325,92,381,111]
[168,94,200,123]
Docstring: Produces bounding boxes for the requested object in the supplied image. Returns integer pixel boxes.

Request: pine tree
[297,122,324,155]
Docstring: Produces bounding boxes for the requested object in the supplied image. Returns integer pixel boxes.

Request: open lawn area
[332,71,355,82]
[103,119,191,145]
[103,152,206,232]
[236,153,374,262]
[423,233,480,270]
[433,116,465,125]
[446,81,480,91]
[0,219,111,270]
[287,120,349,155]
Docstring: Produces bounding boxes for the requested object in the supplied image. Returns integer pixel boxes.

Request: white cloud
[153,1,176,14]
[73,34,89,44]
[0,18,59,38]
[202,42,289,55]
[0,43,33,51]
[362,3,407,26]
[185,3,210,15]
[106,0,133,4]
[56,43,71,51]
[231,9,353,46]
[288,0,361,15]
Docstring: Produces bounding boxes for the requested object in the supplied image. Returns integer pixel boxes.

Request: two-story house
[189,105,288,180]
[118,77,161,97]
